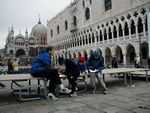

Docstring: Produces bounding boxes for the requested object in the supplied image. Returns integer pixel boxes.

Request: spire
[25,27,28,33]
[38,14,41,24]
[11,26,14,33]
[25,27,28,37]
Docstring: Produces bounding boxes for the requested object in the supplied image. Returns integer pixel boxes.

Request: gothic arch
[83,51,88,61]
[16,49,25,57]
[105,47,111,65]
[126,44,136,64]
[140,42,148,60]
[114,46,123,64]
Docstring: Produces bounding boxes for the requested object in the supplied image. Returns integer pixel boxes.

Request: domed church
[5,18,47,64]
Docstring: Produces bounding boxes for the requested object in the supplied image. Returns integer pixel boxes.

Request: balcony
[70,26,78,32]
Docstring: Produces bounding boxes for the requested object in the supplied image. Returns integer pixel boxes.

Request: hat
[78,56,84,62]
[92,50,100,58]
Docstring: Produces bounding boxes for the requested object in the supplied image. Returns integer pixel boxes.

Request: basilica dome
[31,19,47,36]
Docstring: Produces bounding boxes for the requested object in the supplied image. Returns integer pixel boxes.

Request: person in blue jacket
[75,56,86,74]
[86,50,107,94]
[30,46,71,100]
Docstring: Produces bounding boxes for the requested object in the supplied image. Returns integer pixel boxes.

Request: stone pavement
[0,75,150,113]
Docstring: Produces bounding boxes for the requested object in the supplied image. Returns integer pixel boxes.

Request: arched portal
[115,46,123,64]
[105,48,111,65]
[16,49,25,57]
[83,51,88,61]
[140,42,148,60]
[78,52,81,58]
[126,44,135,64]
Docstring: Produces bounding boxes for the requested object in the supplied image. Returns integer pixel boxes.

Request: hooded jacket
[30,49,51,75]
[86,55,104,73]
[75,61,86,73]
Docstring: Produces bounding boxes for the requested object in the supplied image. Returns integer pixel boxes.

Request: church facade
[47,0,150,66]
[5,19,47,64]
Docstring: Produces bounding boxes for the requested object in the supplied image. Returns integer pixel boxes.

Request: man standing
[86,50,107,94]
[30,46,71,100]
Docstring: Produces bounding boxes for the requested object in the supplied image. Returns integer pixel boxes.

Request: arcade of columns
[53,4,149,66]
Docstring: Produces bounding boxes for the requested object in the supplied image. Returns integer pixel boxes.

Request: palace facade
[47,0,150,66]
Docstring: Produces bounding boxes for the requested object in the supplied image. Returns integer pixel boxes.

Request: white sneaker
[48,93,58,101]
[103,90,108,95]
[59,87,71,94]
[69,92,77,97]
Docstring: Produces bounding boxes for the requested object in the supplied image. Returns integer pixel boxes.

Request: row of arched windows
[58,13,148,50]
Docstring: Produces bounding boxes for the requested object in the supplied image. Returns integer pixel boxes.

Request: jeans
[90,72,107,90]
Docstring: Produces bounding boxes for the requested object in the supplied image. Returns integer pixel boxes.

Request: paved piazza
[0,75,150,113]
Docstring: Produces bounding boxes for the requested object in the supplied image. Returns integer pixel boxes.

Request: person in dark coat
[7,58,13,74]
[112,56,118,68]
[86,50,107,94]
[30,46,71,100]
[58,57,80,97]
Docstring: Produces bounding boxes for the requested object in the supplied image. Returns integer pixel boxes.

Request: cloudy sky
[0,0,71,49]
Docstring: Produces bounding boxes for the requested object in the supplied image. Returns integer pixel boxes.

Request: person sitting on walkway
[86,50,107,94]
[75,56,86,74]
[58,57,80,97]
[30,46,71,100]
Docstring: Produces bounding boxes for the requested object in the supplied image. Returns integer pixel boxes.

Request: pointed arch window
[57,25,59,34]
[108,27,112,39]
[89,0,92,4]
[65,20,68,30]
[119,24,123,37]
[82,0,85,8]
[51,29,53,37]
[104,29,107,40]
[131,20,136,34]
[138,18,143,33]
[73,16,77,26]
[105,0,112,11]
[124,22,129,36]
[85,8,90,20]
[113,26,117,38]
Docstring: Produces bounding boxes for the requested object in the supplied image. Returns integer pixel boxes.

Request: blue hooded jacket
[30,49,51,75]
[86,55,104,73]
[75,61,86,73]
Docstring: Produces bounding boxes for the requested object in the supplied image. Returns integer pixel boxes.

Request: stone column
[111,28,114,43]
[123,54,127,66]
[143,21,146,37]
[122,26,125,41]
[128,24,131,39]
[135,22,138,39]
[106,30,109,43]
[117,26,119,41]
[94,32,97,46]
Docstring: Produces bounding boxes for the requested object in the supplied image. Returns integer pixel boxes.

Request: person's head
[46,46,54,55]
[58,57,66,65]
[92,50,100,59]
[78,56,84,65]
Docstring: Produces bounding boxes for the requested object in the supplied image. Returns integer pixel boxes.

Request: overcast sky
[0,0,71,49]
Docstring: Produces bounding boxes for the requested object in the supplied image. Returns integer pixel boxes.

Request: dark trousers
[32,68,62,93]
[67,74,78,93]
